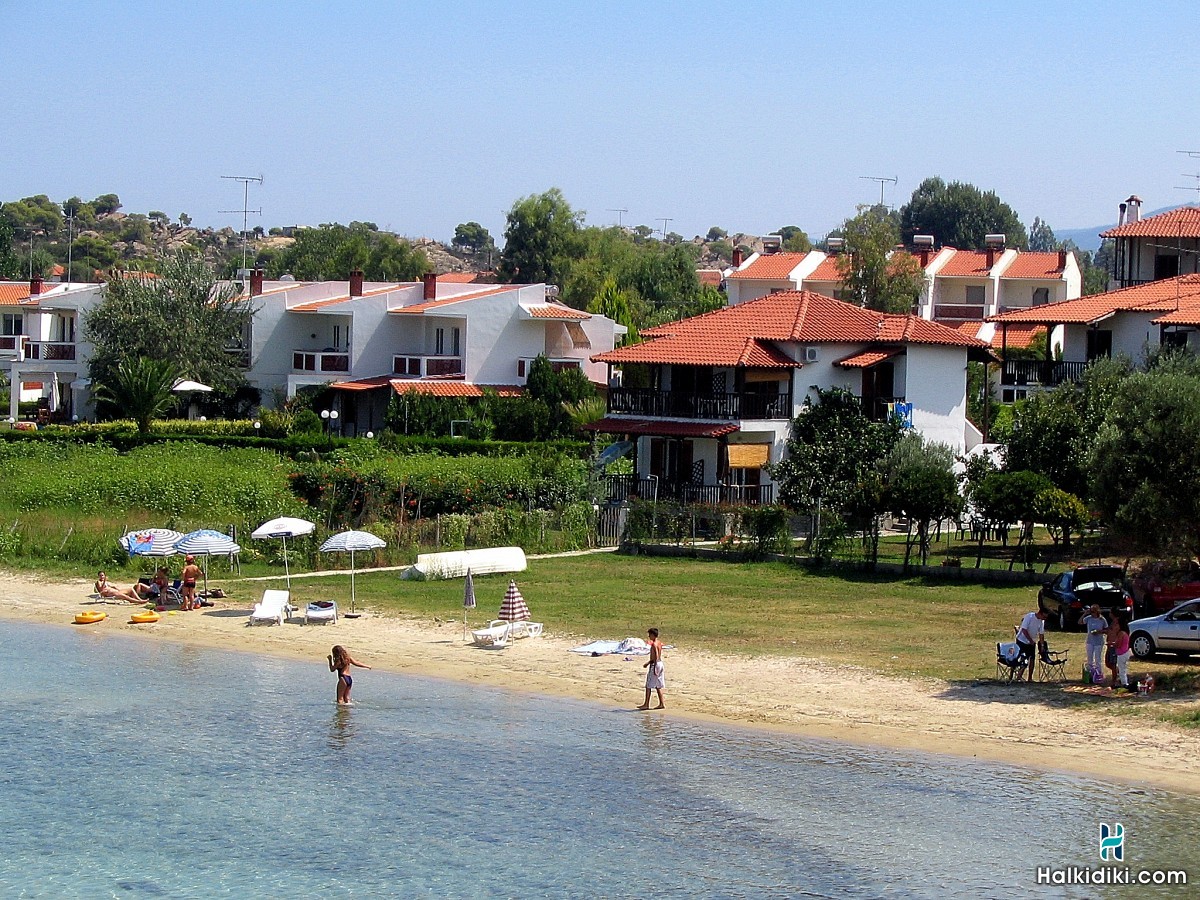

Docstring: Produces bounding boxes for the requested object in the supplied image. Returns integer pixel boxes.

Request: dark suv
[1038,565,1134,631]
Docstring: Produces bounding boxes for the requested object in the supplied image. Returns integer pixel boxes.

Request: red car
[1132,565,1200,617]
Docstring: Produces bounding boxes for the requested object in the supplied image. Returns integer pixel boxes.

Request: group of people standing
[1016,606,1131,689]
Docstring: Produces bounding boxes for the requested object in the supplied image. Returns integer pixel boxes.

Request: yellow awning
[727,443,770,468]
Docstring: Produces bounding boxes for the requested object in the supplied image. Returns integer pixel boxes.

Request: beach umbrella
[174,529,241,596]
[251,516,315,590]
[462,569,476,640]
[318,529,385,615]
[120,528,182,558]
[171,379,212,393]
[498,580,530,623]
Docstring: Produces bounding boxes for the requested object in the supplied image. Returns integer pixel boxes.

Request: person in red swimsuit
[180,555,201,610]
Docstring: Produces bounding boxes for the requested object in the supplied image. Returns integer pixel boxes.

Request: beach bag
[1091,665,1104,684]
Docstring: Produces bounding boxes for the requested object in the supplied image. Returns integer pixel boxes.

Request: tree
[452,221,495,258]
[497,188,582,285]
[972,470,1052,568]
[92,193,121,215]
[836,205,925,313]
[900,177,1028,249]
[269,224,427,281]
[776,225,812,253]
[879,433,961,568]
[91,357,179,433]
[524,354,597,438]
[179,213,192,227]
[705,226,727,242]
[0,218,19,279]
[85,253,253,415]
[587,277,638,344]
[1028,217,1057,252]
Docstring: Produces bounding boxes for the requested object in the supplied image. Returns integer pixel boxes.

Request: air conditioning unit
[804,347,819,363]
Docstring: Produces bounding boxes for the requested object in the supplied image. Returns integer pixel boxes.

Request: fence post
[436,513,441,547]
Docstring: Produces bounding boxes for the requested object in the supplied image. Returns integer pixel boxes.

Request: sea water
[0,621,1195,898]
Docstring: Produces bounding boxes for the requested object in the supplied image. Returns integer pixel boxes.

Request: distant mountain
[1056,205,1183,253]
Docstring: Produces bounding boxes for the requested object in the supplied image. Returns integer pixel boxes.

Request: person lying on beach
[132,567,170,601]
[94,571,142,603]
[328,645,371,705]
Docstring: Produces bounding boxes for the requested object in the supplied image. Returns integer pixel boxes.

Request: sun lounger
[471,620,512,648]
[509,621,543,639]
[249,589,294,626]
[305,600,338,625]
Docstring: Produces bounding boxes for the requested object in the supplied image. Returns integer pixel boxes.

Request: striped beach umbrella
[120,528,182,558]
[174,529,241,596]
[498,580,530,623]
[319,529,386,614]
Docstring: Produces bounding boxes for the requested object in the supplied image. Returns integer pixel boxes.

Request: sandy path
[3,570,1198,795]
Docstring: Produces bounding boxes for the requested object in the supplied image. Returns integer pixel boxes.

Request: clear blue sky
[4,1,1197,246]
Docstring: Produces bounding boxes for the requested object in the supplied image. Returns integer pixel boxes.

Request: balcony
[604,474,774,506]
[392,355,463,378]
[0,335,22,355]
[1001,359,1088,388]
[517,357,582,378]
[607,387,791,421]
[24,341,76,361]
[293,350,350,373]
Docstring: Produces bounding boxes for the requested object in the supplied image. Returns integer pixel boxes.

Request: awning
[835,347,903,369]
[727,443,770,468]
[565,320,591,349]
[329,375,395,392]
[583,417,740,438]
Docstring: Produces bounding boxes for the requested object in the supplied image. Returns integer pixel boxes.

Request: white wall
[904,344,968,453]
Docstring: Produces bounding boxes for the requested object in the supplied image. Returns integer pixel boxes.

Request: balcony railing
[24,341,76,361]
[607,388,791,421]
[604,474,774,506]
[517,357,583,378]
[0,336,22,352]
[1001,359,1088,387]
[392,355,463,377]
[293,350,350,373]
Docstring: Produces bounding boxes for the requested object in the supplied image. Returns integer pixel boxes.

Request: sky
[4,1,1198,248]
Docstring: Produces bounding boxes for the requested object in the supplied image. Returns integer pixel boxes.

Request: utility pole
[859,175,898,208]
[657,217,673,240]
[65,211,74,283]
[220,174,263,281]
[607,208,629,227]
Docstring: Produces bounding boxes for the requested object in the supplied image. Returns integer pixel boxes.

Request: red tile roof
[989,275,1200,324]
[984,323,1045,349]
[1001,252,1065,279]
[290,296,355,311]
[437,272,487,283]
[726,252,807,280]
[835,347,903,368]
[391,285,513,314]
[937,250,995,277]
[1101,206,1200,239]
[0,284,35,305]
[390,380,523,398]
[593,290,986,368]
[582,417,740,438]
[805,257,843,281]
[524,303,591,320]
[697,269,723,286]
[328,375,396,392]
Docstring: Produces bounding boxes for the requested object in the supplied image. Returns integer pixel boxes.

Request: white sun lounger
[249,589,294,626]
[305,600,338,625]
[471,620,512,648]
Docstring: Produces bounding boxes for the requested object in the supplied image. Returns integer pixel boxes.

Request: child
[637,627,665,710]
[328,645,371,705]
[180,555,201,610]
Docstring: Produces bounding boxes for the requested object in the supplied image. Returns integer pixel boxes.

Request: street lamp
[365,431,374,439]
[320,409,339,444]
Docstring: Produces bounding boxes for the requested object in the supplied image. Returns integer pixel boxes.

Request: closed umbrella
[462,569,476,640]
[498,580,530,624]
[174,529,241,596]
[251,516,315,590]
[120,528,182,558]
[318,529,385,616]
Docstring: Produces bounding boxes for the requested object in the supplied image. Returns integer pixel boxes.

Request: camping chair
[1037,645,1070,682]
[996,641,1031,683]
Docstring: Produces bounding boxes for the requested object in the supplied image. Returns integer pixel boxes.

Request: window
[1086,329,1113,361]
[452,327,460,357]
[435,327,445,355]
[1,313,21,336]
[1155,255,1180,280]
[1032,287,1049,306]
[965,285,985,306]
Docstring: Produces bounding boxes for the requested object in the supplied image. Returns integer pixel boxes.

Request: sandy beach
[4,569,1198,796]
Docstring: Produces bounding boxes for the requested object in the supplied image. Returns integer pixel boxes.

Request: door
[1155,601,1200,653]
[1086,330,1112,361]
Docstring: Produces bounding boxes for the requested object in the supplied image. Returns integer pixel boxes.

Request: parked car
[1037,565,1134,631]
[1130,563,1200,617]
[1128,599,1200,659]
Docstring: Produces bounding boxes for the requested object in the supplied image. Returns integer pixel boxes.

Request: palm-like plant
[93,357,179,433]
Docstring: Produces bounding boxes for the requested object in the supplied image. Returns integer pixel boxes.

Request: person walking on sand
[328,645,371,705]
[1081,605,1108,682]
[180,555,201,611]
[637,627,665,710]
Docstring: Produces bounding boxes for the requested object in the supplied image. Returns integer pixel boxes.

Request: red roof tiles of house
[1101,206,1200,239]
[806,257,843,281]
[937,250,994,277]
[1001,252,1065,279]
[524,303,590,320]
[389,380,523,398]
[437,272,495,283]
[391,285,513,314]
[0,284,35,305]
[989,275,1200,324]
[726,252,807,280]
[593,290,985,367]
[697,269,723,287]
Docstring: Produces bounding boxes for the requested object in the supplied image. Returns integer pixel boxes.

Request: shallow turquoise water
[0,620,1195,898]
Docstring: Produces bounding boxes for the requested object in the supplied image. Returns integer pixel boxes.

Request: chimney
[349,269,364,297]
[30,274,43,296]
[1118,201,1127,227]
[422,272,437,301]
[249,269,264,297]
[732,247,744,267]
[1058,249,1068,270]
[986,248,995,269]
[1127,195,1142,223]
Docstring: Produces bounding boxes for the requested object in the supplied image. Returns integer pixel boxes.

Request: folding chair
[1037,645,1069,682]
[996,641,1031,683]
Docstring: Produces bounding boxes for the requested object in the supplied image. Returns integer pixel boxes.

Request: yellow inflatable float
[129,610,161,624]
[74,610,107,625]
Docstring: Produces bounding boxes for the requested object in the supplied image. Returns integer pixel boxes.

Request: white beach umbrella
[171,379,212,393]
[174,529,241,596]
[251,516,316,590]
[318,529,385,615]
[120,528,183,558]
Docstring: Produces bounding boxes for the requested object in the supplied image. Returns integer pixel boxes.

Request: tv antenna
[220,174,263,280]
[1175,151,1200,203]
[657,217,673,240]
[860,175,898,207]
[607,208,629,227]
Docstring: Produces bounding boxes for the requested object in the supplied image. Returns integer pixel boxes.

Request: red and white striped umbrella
[498,580,530,622]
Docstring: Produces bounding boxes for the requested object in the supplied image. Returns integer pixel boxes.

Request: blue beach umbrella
[174,529,241,596]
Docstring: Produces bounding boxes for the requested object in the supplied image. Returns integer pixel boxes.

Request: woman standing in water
[328,645,371,705]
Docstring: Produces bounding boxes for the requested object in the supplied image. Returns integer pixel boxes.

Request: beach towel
[568,637,663,657]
